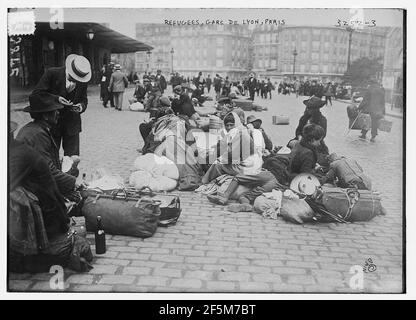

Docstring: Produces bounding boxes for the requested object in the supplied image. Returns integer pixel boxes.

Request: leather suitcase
[273,115,290,125]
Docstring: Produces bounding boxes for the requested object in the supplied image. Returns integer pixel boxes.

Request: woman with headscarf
[203,112,278,211]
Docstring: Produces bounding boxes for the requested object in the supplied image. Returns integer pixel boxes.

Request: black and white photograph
[4,3,409,300]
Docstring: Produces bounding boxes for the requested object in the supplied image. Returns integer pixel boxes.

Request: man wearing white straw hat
[32,54,91,157]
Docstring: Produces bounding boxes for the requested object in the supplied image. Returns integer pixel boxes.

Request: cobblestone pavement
[9,86,404,293]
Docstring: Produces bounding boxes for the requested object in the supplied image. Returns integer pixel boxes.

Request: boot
[207,179,239,205]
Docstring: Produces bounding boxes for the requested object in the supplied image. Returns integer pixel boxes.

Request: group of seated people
[137,83,372,212]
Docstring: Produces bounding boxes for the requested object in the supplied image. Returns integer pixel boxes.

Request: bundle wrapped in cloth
[129,153,179,192]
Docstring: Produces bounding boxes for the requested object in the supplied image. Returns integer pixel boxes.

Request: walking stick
[345,110,361,137]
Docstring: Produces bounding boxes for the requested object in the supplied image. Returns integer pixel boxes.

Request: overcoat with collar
[16,120,76,196]
[32,66,88,136]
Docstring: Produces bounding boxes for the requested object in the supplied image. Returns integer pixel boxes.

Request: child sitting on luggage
[321,153,372,190]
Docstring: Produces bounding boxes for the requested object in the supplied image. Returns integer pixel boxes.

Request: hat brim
[289,173,320,195]
[65,54,91,83]
[23,103,63,113]
[303,99,326,109]
[248,118,262,125]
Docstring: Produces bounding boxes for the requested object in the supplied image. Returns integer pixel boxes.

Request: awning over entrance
[34,22,153,53]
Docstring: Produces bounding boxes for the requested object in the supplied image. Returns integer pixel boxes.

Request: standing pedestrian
[155,69,167,94]
[32,54,91,157]
[108,64,129,111]
[99,66,107,106]
[266,78,274,99]
[206,74,212,94]
[260,80,267,99]
[358,79,386,142]
[324,82,334,106]
[247,73,257,101]
[214,74,222,100]
[294,79,300,98]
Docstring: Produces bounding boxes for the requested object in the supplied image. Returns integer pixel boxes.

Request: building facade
[382,27,404,110]
[135,23,251,81]
[135,24,172,74]
[252,25,386,82]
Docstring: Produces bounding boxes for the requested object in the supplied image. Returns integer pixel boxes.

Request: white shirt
[66,72,76,93]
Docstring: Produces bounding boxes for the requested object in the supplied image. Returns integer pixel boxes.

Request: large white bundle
[129,170,152,190]
[129,101,144,111]
[152,155,179,180]
[148,176,177,192]
[133,153,158,172]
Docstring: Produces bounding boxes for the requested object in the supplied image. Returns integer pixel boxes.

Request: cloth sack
[129,170,152,190]
[129,101,145,112]
[149,175,177,192]
[253,190,283,219]
[280,197,315,224]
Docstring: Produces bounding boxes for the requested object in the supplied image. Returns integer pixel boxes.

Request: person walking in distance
[32,54,91,157]
[358,79,386,142]
[108,64,129,111]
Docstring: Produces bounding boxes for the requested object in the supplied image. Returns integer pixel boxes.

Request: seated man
[139,96,173,148]
[9,120,92,273]
[171,85,200,121]
[289,123,325,181]
[16,92,86,198]
[133,80,147,103]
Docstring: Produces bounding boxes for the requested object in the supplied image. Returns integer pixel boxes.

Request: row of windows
[277,63,347,74]
[174,58,248,69]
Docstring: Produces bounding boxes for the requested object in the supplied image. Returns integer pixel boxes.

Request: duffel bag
[317,186,383,222]
[82,192,161,238]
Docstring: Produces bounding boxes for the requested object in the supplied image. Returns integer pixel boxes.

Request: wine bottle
[95,216,106,254]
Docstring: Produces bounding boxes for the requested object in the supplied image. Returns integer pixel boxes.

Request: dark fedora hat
[246,115,262,126]
[303,96,326,109]
[23,92,64,113]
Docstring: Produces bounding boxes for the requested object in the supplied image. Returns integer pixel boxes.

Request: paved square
[9,86,404,293]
